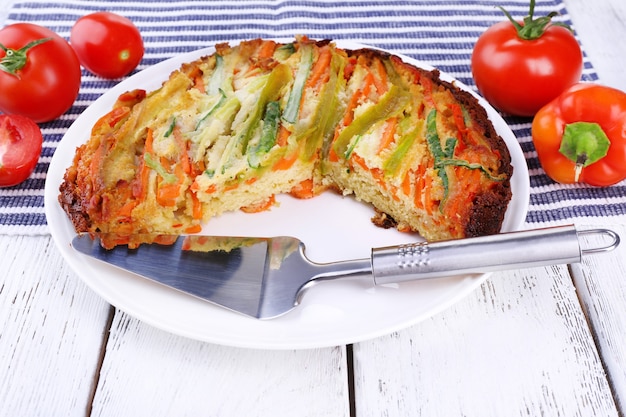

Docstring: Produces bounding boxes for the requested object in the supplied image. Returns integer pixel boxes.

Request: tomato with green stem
[471,0,583,117]
[70,11,144,79]
[0,114,43,187]
[531,83,626,186]
[0,23,81,123]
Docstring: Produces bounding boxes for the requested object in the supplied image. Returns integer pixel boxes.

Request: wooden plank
[570,224,626,414]
[564,0,626,91]
[549,0,626,411]
[90,312,350,416]
[352,266,619,416]
[0,235,112,416]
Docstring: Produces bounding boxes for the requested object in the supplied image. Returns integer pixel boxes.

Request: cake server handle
[370,225,620,285]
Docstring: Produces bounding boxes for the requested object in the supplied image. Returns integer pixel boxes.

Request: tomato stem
[498,0,573,41]
[0,38,51,77]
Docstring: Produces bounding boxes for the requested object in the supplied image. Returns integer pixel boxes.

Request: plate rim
[44,40,530,350]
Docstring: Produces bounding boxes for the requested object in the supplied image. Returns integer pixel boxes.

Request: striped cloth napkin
[1,0,623,235]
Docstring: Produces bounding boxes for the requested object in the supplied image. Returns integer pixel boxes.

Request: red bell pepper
[531,83,626,186]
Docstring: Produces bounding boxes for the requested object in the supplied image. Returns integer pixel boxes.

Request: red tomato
[0,114,43,187]
[0,23,81,123]
[471,2,583,117]
[70,12,144,79]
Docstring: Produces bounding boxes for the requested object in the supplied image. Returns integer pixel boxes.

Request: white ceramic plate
[45,41,530,350]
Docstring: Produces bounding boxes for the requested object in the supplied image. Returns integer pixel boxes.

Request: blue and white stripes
[1,0,621,234]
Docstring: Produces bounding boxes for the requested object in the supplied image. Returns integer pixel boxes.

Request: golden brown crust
[58,156,91,233]
[464,186,512,237]
[371,209,399,230]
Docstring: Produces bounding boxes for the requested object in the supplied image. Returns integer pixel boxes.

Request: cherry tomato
[471,0,582,117]
[0,23,81,123]
[70,12,144,79]
[0,114,43,187]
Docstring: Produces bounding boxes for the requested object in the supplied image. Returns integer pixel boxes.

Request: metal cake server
[72,224,619,319]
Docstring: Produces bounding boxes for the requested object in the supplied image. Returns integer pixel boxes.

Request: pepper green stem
[0,38,51,77]
[498,0,572,41]
[558,121,611,182]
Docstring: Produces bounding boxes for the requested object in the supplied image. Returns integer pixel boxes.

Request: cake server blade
[71,225,619,319]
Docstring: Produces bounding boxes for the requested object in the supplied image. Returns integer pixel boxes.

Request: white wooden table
[1,0,625,415]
